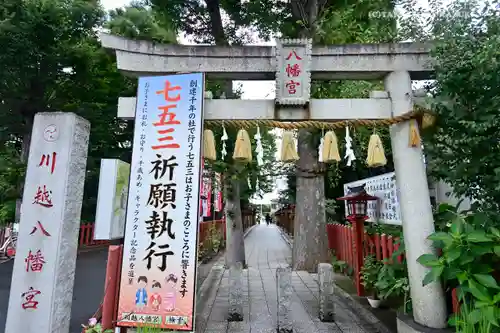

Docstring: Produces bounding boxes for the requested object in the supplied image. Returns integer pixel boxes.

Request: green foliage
[450,300,496,333]
[0,147,25,224]
[279,0,397,211]
[360,255,384,298]
[145,0,286,44]
[106,4,177,43]
[0,0,105,136]
[314,0,397,44]
[201,222,225,255]
[0,0,136,222]
[433,201,470,232]
[375,261,410,302]
[331,252,348,274]
[205,123,278,202]
[417,211,500,329]
[365,223,403,237]
[412,1,500,213]
[374,239,411,313]
[135,323,164,333]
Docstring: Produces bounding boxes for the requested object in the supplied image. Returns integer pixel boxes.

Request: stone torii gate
[100,34,446,331]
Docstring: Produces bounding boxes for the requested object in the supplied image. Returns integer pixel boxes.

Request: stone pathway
[196,224,373,333]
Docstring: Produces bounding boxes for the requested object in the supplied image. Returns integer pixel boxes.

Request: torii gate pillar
[385,71,447,328]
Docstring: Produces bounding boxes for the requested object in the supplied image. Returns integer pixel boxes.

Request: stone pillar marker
[228,262,244,321]
[5,112,90,333]
[385,71,447,329]
[318,263,335,322]
[276,267,293,333]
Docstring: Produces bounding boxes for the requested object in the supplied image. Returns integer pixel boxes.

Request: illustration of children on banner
[135,276,148,309]
[164,274,178,312]
[149,281,162,311]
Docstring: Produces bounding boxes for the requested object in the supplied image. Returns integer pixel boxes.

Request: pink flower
[88,318,97,327]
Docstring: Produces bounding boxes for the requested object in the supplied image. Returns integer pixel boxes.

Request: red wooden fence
[79,219,228,248]
[198,219,227,245]
[327,223,461,314]
[78,224,112,247]
[327,223,402,270]
[2,219,230,250]
[274,205,295,236]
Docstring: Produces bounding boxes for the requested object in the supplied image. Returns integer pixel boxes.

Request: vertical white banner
[117,73,204,331]
[94,159,130,240]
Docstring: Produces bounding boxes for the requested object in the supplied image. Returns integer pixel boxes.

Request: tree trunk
[205,0,246,267]
[205,0,227,45]
[17,113,34,222]
[20,124,32,163]
[290,0,329,272]
[292,129,329,272]
[224,179,246,267]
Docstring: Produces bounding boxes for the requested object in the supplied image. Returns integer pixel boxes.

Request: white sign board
[5,112,90,333]
[94,159,130,240]
[275,39,312,105]
[343,172,402,225]
[117,73,204,331]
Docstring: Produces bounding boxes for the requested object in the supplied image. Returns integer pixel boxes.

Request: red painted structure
[78,224,113,247]
[327,223,403,296]
[79,218,229,332]
[2,218,230,250]
[78,219,228,248]
[198,219,227,244]
[102,246,123,330]
[326,223,460,314]
[337,189,378,296]
[327,223,403,271]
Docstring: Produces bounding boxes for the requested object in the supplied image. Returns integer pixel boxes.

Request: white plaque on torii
[275,39,312,106]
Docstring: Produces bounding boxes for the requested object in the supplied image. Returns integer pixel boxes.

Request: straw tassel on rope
[280,131,299,162]
[322,131,341,163]
[366,133,387,167]
[203,129,217,161]
[421,112,436,129]
[233,129,253,163]
[408,119,421,147]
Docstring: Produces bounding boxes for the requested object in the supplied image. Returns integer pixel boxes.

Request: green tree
[0,146,25,224]
[145,0,286,44]
[53,41,136,221]
[0,0,104,161]
[106,3,177,43]
[105,0,282,266]
[0,0,140,223]
[144,0,399,271]
[275,0,398,271]
[417,1,500,213]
